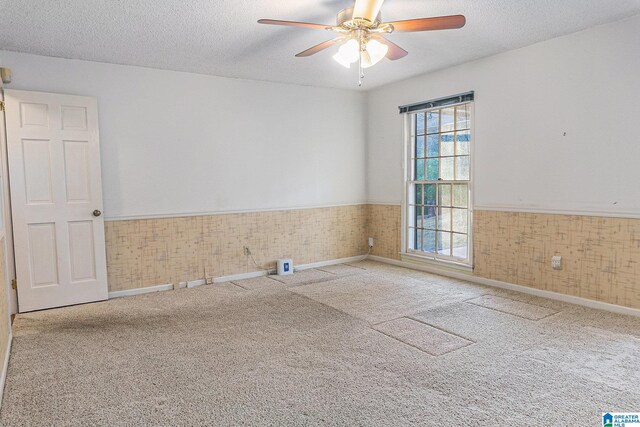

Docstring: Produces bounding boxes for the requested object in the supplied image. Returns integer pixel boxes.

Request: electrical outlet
[551,255,562,270]
[243,246,252,256]
[368,237,374,248]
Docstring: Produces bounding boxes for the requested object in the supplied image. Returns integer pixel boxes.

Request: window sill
[400,252,474,274]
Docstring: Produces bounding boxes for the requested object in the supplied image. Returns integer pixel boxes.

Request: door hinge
[0,101,4,111]
[10,279,16,290]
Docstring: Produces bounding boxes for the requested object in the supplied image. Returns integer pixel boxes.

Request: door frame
[0,86,17,316]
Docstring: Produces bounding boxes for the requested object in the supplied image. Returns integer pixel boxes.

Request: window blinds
[398,91,474,114]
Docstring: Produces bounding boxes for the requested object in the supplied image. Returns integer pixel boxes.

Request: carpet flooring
[1,260,639,426]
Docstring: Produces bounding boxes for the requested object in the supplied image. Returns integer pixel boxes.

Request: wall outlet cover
[551,255,562,270]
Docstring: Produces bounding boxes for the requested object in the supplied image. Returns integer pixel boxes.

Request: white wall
[0,51,367,219]
[366,14,640,216]
[3,13,639,220]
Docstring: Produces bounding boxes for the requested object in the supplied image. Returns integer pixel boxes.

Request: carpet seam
[228,281,250,290]
[269,269,343,287]
[370,324,475,357]
[338,264,369,271]
[314,268,362,277]
[463,299,559,321]
[402,316,477,344]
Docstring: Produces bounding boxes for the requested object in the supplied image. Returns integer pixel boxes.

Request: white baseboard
[186,279,206,289]
[213,255,368,283]
[109,254,369,296]
[0,333,12,410]
[368,255,640,318]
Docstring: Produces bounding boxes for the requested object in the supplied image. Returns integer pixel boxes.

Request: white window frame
[400,101,474,270]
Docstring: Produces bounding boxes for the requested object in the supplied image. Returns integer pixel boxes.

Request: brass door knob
[92,209,102,217]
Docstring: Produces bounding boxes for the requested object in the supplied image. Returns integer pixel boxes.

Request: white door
[4,89,108,312]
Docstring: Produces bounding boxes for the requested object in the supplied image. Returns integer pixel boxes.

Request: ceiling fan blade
[257,19,331,30]
[295,39,341,57]
[374,36,408,60]
[386,15,466,32]
[352,0,385,23]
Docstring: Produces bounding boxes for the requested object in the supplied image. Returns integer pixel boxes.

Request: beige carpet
[2,261,639,426]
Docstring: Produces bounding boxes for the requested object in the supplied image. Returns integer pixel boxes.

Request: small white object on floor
[277,258,293,275]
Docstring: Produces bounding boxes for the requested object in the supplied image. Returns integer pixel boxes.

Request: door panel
[5,89,108,312]
[68,220,96,282]
[20,102,49,128]
[27,223,59,287]
[63,140,91,202]
[61,106,87,130]
[22,139,54,204]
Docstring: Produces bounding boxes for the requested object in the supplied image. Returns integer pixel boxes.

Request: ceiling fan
[258,0,466,86]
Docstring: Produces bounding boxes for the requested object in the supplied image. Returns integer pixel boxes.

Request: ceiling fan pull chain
[358,29,363,86]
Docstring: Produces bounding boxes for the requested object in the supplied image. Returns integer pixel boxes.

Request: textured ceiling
[1,0,639,90]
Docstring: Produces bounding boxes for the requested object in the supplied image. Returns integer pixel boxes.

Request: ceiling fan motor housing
[337,7,382,28]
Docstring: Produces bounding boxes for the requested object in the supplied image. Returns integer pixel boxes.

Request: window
[404,101,472,266]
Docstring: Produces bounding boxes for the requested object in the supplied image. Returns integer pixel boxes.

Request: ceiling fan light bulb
[332,52,352,68]
[364,39,388,67]
[361,50,374,69]
[333,38,360,68]
[342,39,360,62]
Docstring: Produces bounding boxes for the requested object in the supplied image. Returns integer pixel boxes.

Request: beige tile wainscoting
[366,204,640,309]
[367,204,402,260]
[105,205,368,292]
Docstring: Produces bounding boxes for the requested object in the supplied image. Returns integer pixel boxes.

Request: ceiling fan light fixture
[332,38,360,68]
[362,39,388,68]
[258,0,466,85]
